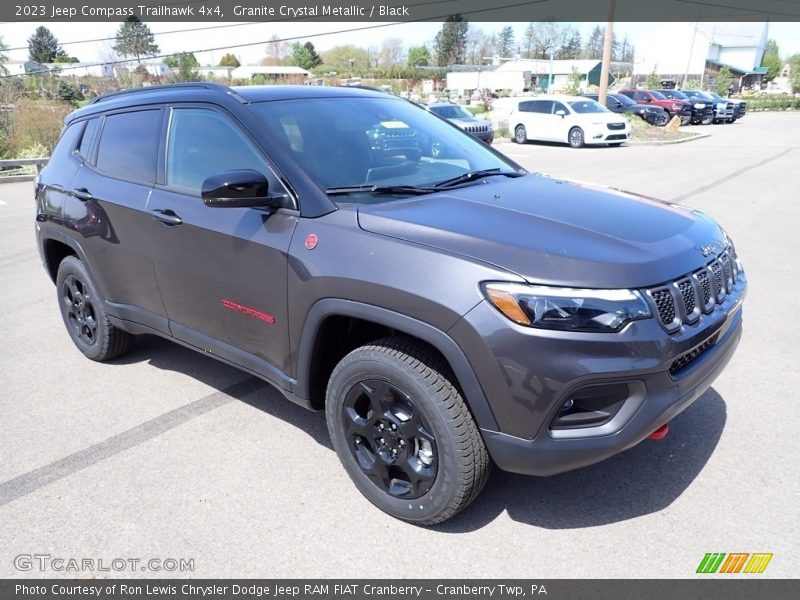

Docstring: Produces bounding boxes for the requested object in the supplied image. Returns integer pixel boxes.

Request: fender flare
[294,298,499,432]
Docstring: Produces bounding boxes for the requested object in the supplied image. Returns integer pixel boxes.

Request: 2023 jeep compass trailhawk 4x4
[35,83,746,525]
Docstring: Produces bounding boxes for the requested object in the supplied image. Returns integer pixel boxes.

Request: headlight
[483,283,652,332]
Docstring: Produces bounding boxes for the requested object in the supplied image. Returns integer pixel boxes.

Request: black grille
[695,270,712,306]
[669,335,717,375]
[607,122,626,130]
[678,279,696,316]
[645,246,742,333]
[651,289,676,326]
[606,134,627,140]
[710,260,725,298]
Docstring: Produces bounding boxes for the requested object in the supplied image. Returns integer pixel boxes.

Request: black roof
[67,83,391,123]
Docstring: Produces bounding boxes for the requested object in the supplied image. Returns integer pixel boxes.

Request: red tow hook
[648,423,670,440]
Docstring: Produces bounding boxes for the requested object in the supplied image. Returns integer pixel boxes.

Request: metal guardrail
[0,158,49,183]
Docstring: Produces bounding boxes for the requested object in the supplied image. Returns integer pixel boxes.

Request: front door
[147,105,297,383]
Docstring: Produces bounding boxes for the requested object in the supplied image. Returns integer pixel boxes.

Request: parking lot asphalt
[0,112,798,578]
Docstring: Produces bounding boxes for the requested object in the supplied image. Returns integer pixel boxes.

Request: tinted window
[50,121,84,162]
[611,94,636,106]
[531,100,554,114]
[77,118,99,161]
[552,101,568,114]
[568,100,608,113]
[430,105,472,119]
[633,91,649,101]
[650,91,667,100]
[96,110,161,184]
[166,108,267,194]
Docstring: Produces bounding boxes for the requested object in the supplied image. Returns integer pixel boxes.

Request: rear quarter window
[95,110,161,184]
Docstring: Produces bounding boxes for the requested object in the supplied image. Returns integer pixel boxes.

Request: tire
[325,338,491,525]
[56,256,133,361]
[701,114,714,125]
[568,127,584,148]
[680,114,692,126]
[513,124,527,144]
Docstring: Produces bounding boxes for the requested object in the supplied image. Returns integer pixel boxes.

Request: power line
[0,0,548,78]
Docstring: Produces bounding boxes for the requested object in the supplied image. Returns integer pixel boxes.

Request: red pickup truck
[618,89,693,125]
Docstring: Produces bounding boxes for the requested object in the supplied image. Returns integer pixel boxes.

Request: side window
[552,102,568,114]
[533,100,554,114]
[633,91,648,102]
[166,108,268,195]
[49,121,84,162]
[77,118,99,162]
[96,110,161,184]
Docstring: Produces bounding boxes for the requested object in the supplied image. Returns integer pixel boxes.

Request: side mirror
[555,109,566,117]
[201,169,286,209]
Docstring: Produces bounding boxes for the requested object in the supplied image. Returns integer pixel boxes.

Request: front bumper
[585,124,630,144]
[451,274,746,477]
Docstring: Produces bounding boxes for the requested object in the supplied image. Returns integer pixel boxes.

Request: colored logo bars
[696,552,773,574]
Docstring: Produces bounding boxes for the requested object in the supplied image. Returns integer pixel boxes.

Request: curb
[626,132,711,146]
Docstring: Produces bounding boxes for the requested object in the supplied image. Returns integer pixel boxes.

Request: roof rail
[89,82,247,104]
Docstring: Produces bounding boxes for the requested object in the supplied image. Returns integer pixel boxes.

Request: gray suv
[35,83,746,525]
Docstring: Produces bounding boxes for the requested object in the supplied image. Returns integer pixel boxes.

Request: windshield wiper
[433,168,524,189]
[325,184,436,196]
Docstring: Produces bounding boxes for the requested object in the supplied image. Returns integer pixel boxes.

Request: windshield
[666,90,688,99]
[568,99,609,113]
[429,104,474,119]
[650,91,667,100]
[610,93,637,106]
[253,96,516,204]
[687,91,713,100]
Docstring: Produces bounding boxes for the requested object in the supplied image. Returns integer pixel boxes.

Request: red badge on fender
[304,234,318,250]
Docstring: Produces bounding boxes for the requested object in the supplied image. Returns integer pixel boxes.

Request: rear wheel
[325,338,491,525]
[568,127,584,148]
[701,114,714,125]
[56,256,133,361]
[680,113,692,126]
[514,125,527,144]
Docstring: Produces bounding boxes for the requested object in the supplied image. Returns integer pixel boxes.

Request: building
[44,63,114,78]
[195,66,236,80]
[2,61,48,76]
[113,61,171,79]
[230,65,311,83]
[446,59,626,96]
[633,22,769,90]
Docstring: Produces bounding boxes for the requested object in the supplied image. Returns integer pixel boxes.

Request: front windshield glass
[253,97,516,204]
[611,93,636,106]
[688,91,714,100]
[667,90,688,99]
[430,104,473,119]
[650,91,667,100]
[567,99,609,113]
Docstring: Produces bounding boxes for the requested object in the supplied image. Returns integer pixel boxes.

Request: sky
[1,21,799,66]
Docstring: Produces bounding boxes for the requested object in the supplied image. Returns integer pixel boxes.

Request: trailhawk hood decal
[357,174,725,289]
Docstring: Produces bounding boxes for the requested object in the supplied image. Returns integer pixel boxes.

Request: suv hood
[357,174,726,289]
[450,117,491,127]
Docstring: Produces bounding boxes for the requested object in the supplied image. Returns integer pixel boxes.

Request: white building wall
[718,47,762,72]
[633,23,710,76]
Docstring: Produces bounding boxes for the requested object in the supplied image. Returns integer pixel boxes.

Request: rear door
[67,108,168,332]
[522,100,553,141]
[146,104,297,383]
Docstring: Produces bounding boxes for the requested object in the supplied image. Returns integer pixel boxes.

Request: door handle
[71,187,93,202]
[151,209,183,226]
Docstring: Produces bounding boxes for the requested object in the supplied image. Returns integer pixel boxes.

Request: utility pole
[598,0,616,104]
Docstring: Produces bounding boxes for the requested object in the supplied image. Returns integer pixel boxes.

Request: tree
[303,42,322,68]
[28,27,63,63]
[715,65,732,94]
[262,33,290,66]
[433,14,469,66]
[563,66,583,95]
[531,23,563,59]
[617,35,634,63]
[646,66,661,89]
[789,54,800,94]
[556,27,582,60]
[164,52,198,69]
[761,39,783,83]
[288,42,316,70]
[497,26,515,58]
[320,45,369,72]
[219,53,241,68]
[378,38,404,68]
[113,16,159,63]
[407,45,431,68]
[57,80,84,106]
[53,55,80,64]
[585,26,604,60]
[0,37,9,75]
[522,23,536,59]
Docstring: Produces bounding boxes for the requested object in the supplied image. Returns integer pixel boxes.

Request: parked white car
[510,95,631,148]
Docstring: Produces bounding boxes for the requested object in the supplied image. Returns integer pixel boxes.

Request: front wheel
[568,127,584,148]
[325,338,491,525]
[514,124,527,144]
[701,114,714,125]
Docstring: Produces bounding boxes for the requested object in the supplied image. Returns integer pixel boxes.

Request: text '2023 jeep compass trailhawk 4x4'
[35,83,746,525]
